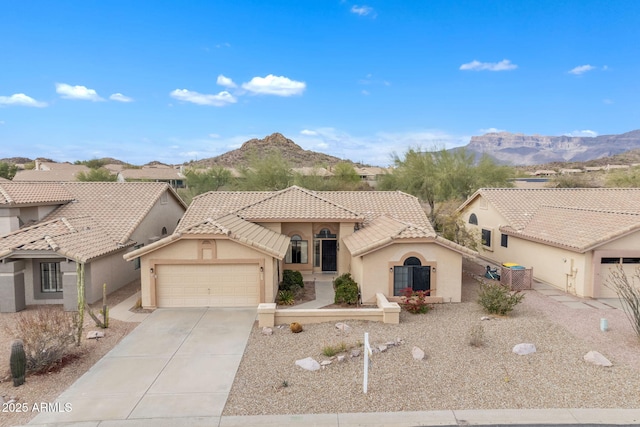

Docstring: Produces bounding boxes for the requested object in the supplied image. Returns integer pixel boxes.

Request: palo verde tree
[380,146,513,220]
[76,167,117,182]
[184,166,232,194]
[235,150,293,191]
[0,162,18,180]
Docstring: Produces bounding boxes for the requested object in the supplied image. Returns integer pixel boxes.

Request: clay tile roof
[46,182,183,246]
[462,188,640,252]
[181,214,290,258]
[235,186,363,221]
[12,165,90,182]
[0,216,129,263]
[0,182,74,205]
[119,167,184,181]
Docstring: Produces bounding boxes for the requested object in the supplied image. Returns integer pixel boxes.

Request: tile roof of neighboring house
[0,182,75,205]
[118,167,185,181]
[13,164,91,182]
[461,188,640,252]
[0,216,130,263]
[292,166,334,177]
[0,182,186,262]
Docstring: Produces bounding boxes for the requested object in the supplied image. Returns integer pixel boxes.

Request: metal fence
[501,267,533,290]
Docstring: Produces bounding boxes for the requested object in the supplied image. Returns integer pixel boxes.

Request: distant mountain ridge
[466,130,640,166]
[188,132,353,168]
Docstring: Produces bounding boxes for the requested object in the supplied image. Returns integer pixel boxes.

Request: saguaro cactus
[10,339,26,387]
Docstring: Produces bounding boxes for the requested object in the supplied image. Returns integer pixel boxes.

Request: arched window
[315,228,336,239]
[286,234,308,264]
[201,240,214,260]
[404,257,421,266]
[469,213,478,225]
[161,226,168,235]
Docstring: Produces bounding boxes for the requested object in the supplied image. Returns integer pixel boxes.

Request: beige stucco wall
[138,237,277,308]
[130,191,185,245]
[87,252,139,303]
[355,242,463,303]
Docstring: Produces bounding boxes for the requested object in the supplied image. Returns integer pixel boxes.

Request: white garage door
[156,264,259,307]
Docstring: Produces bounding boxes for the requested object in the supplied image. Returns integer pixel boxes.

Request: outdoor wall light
[150,267,154,274]
[260,266,264,272]
[389,267,393,272]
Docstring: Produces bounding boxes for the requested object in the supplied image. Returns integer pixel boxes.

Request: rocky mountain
[188,132,350,168]
[466,130,640,166]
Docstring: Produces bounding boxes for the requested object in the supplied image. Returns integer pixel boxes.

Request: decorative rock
[412,346,425,360]
[385,341,396,347]
[87,331,105,340]
[584,351,613,367]
[512,343,536,355]
[321,360,332,366]
[290,322,303,333]
[396,337,404,345]
[378,344,388,353]
[351,349,361,358]
[335,322,352,332]
[337,355,346,363]
[295,357,320,371]
[481,316,491,321]
[261,327,273,336]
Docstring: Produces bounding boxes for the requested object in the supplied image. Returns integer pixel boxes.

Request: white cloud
[459,59,518,71]
[565,130,598,138]
[300,129,318,136]
[109,93,134,102]
[208,133,221,138]
[217,74,237,88]
[0,93,47,107]
[480,127,507,134]
[351,5,376,17]
[55,83,104,101]
[241,74,306,96]
[569,64,595,75]
[169,89,237,106]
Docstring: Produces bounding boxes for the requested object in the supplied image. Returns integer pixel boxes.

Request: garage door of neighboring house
[156,264,259,307]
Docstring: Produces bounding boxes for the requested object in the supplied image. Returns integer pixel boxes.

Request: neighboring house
[13,162,91,182]
[457,188,640,298]
[125,186,474,309]
[0,182,186,312]
[117,166,186,189]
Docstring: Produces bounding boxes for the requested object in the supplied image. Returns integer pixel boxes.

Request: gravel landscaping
[223,261,640,415]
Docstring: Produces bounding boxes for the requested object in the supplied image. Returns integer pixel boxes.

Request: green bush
[477,281,524,316]
[279,270,304,292]
[277,290,295,305]
[333,273,359,305]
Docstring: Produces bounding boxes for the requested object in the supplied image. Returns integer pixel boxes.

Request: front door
[321,240,337,272]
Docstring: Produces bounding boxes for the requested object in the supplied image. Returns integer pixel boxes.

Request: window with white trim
[41,262,62,293]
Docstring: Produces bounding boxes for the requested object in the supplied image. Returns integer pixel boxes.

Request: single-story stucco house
[0,182,186,312]
[457,188,640,298]
[125,186,475,309]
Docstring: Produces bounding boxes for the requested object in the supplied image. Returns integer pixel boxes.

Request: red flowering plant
[400,287,432,314]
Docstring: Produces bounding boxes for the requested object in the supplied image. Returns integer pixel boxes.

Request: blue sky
[1,0,639,166]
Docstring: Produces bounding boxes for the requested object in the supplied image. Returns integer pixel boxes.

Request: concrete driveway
[29,307,256,425]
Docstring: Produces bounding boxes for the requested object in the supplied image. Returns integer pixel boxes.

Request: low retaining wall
[257,293,401,327]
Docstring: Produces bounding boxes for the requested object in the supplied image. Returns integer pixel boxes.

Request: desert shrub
[477,281,524,316]
[333,273,359,304]
[5,308,76,373]
[468,323,485,347]
[277,290,295,305]
[322,341,348,357]
[605,264,640,340]
[279,269,304,292]
[400,288,432,314]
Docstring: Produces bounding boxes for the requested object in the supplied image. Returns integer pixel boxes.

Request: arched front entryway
[393,256,431,295]
[314,228,337,272]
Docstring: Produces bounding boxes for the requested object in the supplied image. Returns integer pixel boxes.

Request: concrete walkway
[29,307,256,426]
